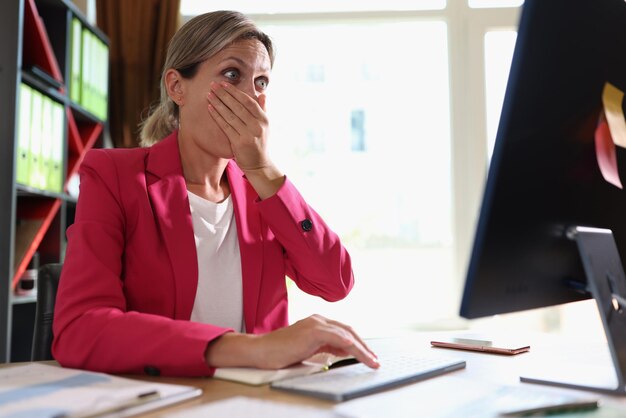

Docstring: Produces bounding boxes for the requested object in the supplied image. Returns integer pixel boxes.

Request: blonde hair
[139,11,274,146]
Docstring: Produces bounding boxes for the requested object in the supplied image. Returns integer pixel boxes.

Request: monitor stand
[520,226,626,395]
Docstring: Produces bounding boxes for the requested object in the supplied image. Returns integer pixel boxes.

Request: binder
[94,36,103,119]
[49,100,64,192]
[70,17,82,103]
[89,30,98,117]
[96,38,108,120]
[81,27,91,113]
[40,95,53,191]
[77,28,108,120]
[28,89,44,189]
[16,83,32,185]
[101,40,109,121]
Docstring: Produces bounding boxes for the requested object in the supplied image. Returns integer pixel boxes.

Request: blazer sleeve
[52,150,230,377]
[256,178,354,302]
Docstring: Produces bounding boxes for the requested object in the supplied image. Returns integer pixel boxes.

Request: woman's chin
[199,137,234,159]
[216,146,235,160]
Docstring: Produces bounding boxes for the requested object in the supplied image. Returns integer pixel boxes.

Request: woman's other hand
[206,81,285,199]
[205,314,380,370]
[207,81,269,171]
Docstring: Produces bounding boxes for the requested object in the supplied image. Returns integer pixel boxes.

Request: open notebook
[213,353,355,385]
[0,363,201,417]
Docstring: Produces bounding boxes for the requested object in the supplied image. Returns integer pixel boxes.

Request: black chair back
[31,263,62,361]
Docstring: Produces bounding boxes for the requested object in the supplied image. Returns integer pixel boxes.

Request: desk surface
[5,332,626,417]
[125,332,626,417]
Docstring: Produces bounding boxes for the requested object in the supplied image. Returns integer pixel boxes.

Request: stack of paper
[0,363,201,418]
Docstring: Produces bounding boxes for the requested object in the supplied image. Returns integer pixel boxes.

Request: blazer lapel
[226,161,264,333]
[145,132,198,320]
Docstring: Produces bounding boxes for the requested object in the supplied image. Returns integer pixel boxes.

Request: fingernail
[220,81,230,88]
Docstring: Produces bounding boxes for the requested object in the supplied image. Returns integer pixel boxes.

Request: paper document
[0,363,201,418]
[602,82,626,148]
[163,396,349,417]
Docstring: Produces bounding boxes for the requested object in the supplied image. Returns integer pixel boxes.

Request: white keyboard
[270,353,465,401]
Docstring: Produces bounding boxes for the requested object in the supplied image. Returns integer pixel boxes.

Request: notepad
[0,363,201,417]
[213,353,355,385]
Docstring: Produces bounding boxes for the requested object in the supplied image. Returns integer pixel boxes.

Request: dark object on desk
[328,357,360,369]
[31,263,62,361]
[431,337,530,355]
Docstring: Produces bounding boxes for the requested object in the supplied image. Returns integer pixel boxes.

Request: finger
[207,91,248,135]
[325,319,378,359]
[317,325,379,369]
[207,103,240,140]
[258,94,267,112]
[315,345,351,358]
[217,82,267,121]
[210,85,251,122]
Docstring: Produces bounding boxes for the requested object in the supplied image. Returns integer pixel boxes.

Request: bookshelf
[0,0,109,362]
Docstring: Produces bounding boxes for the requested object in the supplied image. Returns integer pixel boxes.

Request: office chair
[31,263,62,361]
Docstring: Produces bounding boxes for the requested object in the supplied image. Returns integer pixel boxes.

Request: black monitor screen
[460,0,626,318]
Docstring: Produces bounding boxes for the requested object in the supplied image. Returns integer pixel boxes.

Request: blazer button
[300,219,313,232]
[144,366,161,376]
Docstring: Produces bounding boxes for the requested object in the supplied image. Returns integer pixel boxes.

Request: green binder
[81,27,91,113]
[16,83,32,185]
[28,89,43,189]
[101,40,109,121]
[49,100,65,192]
[70,17,82,103]
[40,95,53,191]
[96,38,108,120]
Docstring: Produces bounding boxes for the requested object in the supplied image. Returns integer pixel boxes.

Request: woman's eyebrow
[220,56,270,73]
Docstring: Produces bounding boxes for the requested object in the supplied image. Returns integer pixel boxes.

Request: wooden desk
[127,332,626,417]
[5,332,626,416]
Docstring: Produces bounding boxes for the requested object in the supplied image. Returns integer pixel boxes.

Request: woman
[53,10,378,376]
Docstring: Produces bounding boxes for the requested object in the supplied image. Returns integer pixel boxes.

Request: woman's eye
[223,69,239,80]
[255,78,269,90]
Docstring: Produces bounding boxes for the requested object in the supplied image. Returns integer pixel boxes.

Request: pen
[53,390,161,418]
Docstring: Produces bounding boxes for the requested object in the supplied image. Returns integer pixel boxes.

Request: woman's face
[173,39,271,158]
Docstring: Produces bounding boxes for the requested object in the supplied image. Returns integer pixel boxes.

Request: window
[181,0,446,15]
[262,21,453,332]
[468,0,523,8]
[180,2,529,335]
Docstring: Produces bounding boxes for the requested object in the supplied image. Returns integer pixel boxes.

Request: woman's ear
[164,69,184,106]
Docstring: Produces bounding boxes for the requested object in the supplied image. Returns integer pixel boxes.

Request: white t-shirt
[188,191,244,332]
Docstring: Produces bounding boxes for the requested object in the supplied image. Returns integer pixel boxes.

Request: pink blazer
[52,131,354,376]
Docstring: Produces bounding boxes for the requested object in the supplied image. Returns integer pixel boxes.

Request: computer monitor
[459,0,626,394]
